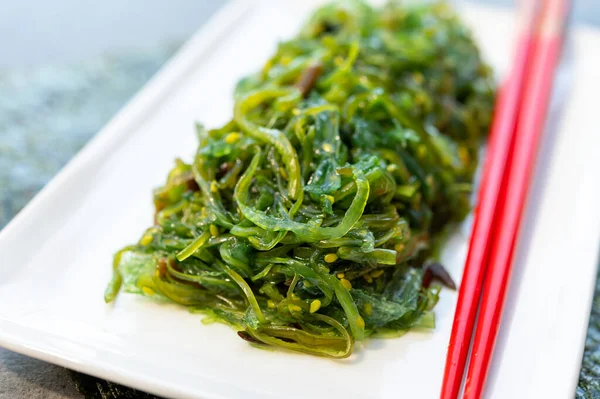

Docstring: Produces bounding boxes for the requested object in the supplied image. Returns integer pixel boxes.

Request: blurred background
[0,1,598,398]
[0,0,599,69]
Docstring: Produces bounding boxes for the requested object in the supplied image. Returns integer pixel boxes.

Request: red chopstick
[440,2,540,398]
[463,0,570,397]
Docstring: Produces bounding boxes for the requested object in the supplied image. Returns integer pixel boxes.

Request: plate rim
[1,2,599,398]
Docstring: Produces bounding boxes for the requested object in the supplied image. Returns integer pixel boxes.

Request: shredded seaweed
[106,1,494,358]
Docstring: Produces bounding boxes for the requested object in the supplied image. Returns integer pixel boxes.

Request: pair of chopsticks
[441,0,571,398]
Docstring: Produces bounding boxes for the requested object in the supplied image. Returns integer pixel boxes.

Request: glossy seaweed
[105,1,494,358]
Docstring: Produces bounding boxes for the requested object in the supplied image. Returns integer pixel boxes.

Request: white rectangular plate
[1,1,599,398]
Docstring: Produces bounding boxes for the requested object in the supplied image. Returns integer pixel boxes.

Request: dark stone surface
[578,269,600,399]
[0,350,80,399]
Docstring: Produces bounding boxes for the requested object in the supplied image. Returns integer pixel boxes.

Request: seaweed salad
[105,1,494,358]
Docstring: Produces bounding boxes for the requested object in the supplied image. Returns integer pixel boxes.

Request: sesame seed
[280,55,292,66]
[140,234,153,246]
[415,92,428,106]
[324,253,338,263]
[310,299,321,313]
[322,143,333,153]
[357,315,365,329]
[289,305,303,313]
[340,278,352,290]
[224,132,241,144]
